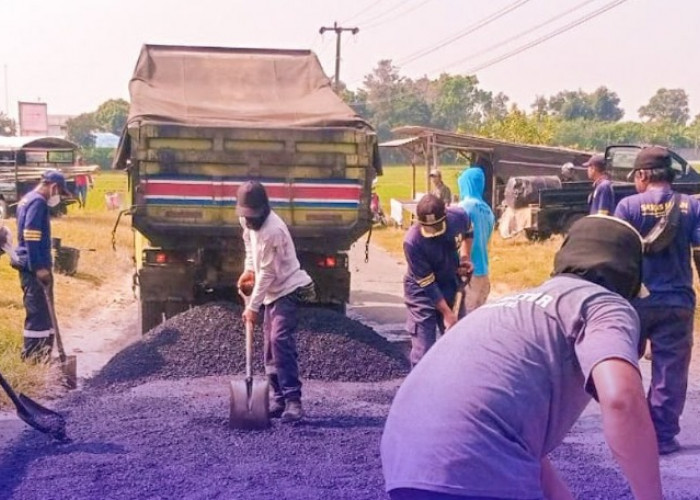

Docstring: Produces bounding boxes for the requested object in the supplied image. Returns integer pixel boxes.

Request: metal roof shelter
[379,126,592,204]
[0,136,77,151]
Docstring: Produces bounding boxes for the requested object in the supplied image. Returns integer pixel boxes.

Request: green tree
[590,86,624,122]
[478,105,555,145]
[65,113,98,147]
[638,88,690,125]
[94,98,129,135]
[0,112,17,136]
[546,87,623,122]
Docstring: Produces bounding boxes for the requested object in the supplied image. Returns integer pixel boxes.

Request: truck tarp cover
[126,45,369,129]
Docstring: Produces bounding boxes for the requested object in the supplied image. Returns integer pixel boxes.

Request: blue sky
[2,0,697,121]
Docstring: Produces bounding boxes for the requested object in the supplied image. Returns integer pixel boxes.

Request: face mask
[47,187,61,208]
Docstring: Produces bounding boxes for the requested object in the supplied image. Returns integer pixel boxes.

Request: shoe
[281,399,303,423]
[658,438,681,456]
[269,399,285,419]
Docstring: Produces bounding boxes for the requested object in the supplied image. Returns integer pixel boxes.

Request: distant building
[91,132,120,148]
[47,114,74,136]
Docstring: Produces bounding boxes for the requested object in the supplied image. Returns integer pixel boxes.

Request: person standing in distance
[402,193,473,367]
[457,166,495,314]
[615,145,700,455]
[586,154,615,215]
[236,181,316,423]
[429,169,452,206]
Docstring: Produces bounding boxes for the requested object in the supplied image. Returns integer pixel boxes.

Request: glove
[457,256,474,279]
[237,270,255,296]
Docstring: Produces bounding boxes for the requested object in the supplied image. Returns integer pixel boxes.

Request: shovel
[452,270,473,317]
[40,281,78,390]
[229,293,269,430]
[0,370,69,442]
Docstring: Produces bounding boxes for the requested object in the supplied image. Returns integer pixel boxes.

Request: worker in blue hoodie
[458,166,495,314]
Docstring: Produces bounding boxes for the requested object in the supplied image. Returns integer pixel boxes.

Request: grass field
[0,171,132,406]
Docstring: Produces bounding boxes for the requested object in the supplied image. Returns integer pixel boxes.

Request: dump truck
[113,45,382,333]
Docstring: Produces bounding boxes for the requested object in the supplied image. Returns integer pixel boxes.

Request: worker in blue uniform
[403,193,473,367]
[12,171,71,362]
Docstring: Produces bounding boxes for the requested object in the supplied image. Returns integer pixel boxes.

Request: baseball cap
[42,170,71,196]
[416,194,446,237]
[236,181,270,217]
[429,169,441,178]
[583,154,606,170]
[633,146,671,171]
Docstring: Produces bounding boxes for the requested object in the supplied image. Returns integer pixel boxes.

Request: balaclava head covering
[552,215,644,300]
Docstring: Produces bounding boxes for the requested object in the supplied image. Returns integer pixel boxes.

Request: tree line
[341,60,700,154]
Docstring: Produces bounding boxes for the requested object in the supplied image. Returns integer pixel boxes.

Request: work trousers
[263,291,302,402]
[407,296,463,368]
[19,270,54,362]
[637,306,694,443]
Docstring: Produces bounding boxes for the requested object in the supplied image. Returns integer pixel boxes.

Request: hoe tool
[0,370,69,442]
[40,282,77,390]
[229,292,270,430]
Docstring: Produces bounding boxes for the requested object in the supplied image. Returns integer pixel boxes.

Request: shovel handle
[239,290,254,382]
[39,281,67,363]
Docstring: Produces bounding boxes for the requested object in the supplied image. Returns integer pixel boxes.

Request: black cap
[633,146,671,171]
[416,194,446,237]
[583,154,606,170]
[236,181,269,217]
[553,215,644,300]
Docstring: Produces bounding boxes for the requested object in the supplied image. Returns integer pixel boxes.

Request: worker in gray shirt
[381,215,662,500]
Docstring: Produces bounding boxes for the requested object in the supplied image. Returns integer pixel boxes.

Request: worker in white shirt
[236,181,316,423]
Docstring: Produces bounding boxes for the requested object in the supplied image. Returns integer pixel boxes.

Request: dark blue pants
[637,306,694,443]
[75,185,88,208]
[263,292,302,402]
[405,290,462,368]
[19,271,54,362]
[389,489,532,500]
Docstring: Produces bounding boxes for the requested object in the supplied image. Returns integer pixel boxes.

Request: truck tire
[164,300,190,320]
[140,300,165,335]
[0,200,7,220]
[524,229,551,242]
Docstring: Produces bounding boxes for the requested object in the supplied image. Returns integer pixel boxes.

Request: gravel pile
[90,303,409,389]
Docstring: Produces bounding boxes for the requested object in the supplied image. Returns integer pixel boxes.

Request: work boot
[267,374,285,418]
[658,438,681,456]
[281,399,303,423]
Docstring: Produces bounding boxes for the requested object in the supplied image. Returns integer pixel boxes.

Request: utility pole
[319,22,359,92]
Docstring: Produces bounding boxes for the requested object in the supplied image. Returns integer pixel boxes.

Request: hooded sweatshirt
[458,167,495,277]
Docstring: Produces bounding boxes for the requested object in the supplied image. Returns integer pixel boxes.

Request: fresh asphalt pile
[89,303,409,389]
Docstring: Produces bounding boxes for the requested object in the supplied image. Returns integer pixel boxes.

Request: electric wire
[396,0,532,66]
[463,0,629,74]
[341,0,389,24]
[363,0,435,31]
[427,0,600,74]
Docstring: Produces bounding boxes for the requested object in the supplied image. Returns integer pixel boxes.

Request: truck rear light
[144,250,193,265]
[155,252,168,264]
[315,255,346,268]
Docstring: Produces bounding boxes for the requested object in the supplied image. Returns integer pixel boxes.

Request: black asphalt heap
[90,303,409,389]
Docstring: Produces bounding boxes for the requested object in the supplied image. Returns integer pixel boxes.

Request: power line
[427,0,601,74]
[464,0,629,74]
[363,0,435,31]
[341,0,391,25]
[396,0,532,66]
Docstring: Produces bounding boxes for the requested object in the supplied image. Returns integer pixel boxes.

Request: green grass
[0,171,132,407]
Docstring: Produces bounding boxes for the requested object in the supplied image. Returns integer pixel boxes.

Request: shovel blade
[229,378,270,430]
[17,394,68,441]
[58,355,78,390]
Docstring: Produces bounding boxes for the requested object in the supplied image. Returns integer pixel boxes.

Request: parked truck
[113,45,382,333]
[499,144,700,240]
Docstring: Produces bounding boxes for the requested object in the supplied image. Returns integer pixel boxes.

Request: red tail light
[155,252,168,264]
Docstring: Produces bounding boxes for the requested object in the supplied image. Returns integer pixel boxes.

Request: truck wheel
[140,300,165,335]
[164,300,190,320]
[322,302,346,315]
[524,229,550,242]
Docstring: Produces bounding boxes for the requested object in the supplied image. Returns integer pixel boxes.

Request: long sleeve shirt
[16,191,52,272]
[241,211,312,312]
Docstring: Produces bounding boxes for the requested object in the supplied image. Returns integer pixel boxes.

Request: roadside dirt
[1,243,699,499]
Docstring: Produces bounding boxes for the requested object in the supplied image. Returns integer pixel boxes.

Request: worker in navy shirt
[615,146,700,456]
[586,154,615,215]
[14,171,71,361]
[403,194,473,367]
